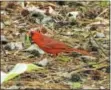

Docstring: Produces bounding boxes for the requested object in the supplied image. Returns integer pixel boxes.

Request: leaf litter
[1,1,110,89]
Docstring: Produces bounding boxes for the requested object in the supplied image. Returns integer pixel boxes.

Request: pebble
[95,32,105,38]
[80,56,96,61]
[26,44,45,54]
[5,42,23,50]
[14,32,20,36]
[66,31,73,35]
[15,42,24,50]
[67,11,79,21]
[41,16,53,24]
[1,35,8,44]
[5,42,16,50]
[1,11,7,15]
[100,86,105,89]
[67,11,79,19]
[38,58,49,67]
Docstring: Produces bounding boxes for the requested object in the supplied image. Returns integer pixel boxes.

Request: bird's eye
[31,31,34,36]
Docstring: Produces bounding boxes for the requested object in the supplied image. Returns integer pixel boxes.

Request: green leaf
[99,1,109,7]
[57,56,71,62]
[4,73,18,83]
[72,82,82,89]
[25,34,31,47]
[2,63,43,84]
[27,64,43,72]
[88,61,97,65]
[92,64,99,68]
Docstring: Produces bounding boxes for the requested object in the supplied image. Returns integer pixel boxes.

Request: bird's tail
[66,48,92,56]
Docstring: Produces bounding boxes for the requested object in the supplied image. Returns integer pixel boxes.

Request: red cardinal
[28,30,91,56]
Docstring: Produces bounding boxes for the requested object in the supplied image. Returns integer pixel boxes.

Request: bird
[28,30,91,56]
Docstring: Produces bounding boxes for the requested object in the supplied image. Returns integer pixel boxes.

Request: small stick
[96,8,108,18]
[89,30,107,57]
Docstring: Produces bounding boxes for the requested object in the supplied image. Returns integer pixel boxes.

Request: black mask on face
[29,31,34,44]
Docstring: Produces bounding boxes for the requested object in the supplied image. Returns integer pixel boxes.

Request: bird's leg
[54,53,66,60]
[53,54,58,57]
[46,54,58,60]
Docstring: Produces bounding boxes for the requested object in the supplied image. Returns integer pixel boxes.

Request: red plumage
[29,30,91,56]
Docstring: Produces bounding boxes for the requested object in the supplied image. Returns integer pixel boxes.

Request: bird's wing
[39,34,70,50]
[42,41,69,50]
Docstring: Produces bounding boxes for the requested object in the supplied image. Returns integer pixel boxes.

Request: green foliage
[71,82,82,89]
[99,1,109,7]
[25,33,31,47]
[57,55,71,62]
[27,64,43,72]
[2,63,43,84]
[4,73,18,83]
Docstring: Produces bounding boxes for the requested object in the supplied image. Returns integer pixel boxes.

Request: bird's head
[28,30,40,36]
[27,30,42,44]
